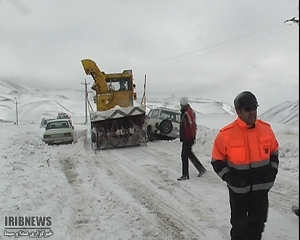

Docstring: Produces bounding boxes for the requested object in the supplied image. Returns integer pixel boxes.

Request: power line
[134,23,296,71]
[142,26,296,70]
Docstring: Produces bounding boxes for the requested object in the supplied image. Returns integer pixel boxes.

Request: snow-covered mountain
[146,95,236,115]
[0,80,86,124]
[0,80,298,126]
[259,101,299,125]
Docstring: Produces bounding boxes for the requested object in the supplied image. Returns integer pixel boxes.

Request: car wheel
[159,120,173,134]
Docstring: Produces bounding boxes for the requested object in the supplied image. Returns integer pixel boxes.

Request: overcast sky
[1,0,299,113]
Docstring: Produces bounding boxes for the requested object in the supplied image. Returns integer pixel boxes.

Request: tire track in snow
[57,151,94,238]
[97,155,203,240]
[96,145,228,240]
[145,141,299,219]
[269,189,299,215]
[113,144,225,199]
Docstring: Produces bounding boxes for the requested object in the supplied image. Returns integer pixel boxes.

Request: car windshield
[159,110,180,122]
[46,121,69,130]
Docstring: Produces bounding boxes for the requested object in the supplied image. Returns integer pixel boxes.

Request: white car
[146,107,181,141]
[43,119,74,145]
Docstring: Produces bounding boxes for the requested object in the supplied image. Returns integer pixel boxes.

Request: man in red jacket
[177,97,206,181]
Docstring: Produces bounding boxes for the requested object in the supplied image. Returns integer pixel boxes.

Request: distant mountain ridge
[0,80,298,125]
[259,101,299,125]
[0,80,86,123]
[146,96,236,115]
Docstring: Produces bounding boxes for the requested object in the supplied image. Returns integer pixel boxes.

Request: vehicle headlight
[44,135,50,139]
[64,133,71,137]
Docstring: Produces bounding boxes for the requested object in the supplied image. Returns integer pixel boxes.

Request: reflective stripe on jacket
[180,106,197,141]
[211,117,279,194]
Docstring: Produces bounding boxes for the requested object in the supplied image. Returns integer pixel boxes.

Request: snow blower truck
[81,59,147,150]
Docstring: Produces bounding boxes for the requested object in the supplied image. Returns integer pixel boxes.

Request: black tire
[159,120,173,134]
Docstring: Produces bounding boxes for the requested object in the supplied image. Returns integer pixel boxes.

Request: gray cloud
[9,0,29,14]
[1,0,299,113]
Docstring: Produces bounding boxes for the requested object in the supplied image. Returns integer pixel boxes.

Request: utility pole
[81,79,90,124]
[141,74,147,105]
[15,98,19,125]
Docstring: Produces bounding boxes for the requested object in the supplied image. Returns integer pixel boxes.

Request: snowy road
[0,123,298,240]
[64,128,230,240]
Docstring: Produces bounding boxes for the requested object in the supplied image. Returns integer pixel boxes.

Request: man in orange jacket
[211,91,279,240]
[177,97,206,181]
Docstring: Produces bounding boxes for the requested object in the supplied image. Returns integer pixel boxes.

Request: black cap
[234,91,258,109]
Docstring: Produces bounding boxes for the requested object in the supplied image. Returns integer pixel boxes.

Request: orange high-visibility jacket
[211,117,279,194]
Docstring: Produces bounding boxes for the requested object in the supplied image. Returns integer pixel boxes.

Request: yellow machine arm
[81,59,109,94]
[81,59,136,111]
[81,59,113,110]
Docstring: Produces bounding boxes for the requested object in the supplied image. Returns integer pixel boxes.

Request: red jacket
[180,106,197,141]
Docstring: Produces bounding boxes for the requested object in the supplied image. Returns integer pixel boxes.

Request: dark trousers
[181,141,204,176]
[229,189,269,240]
